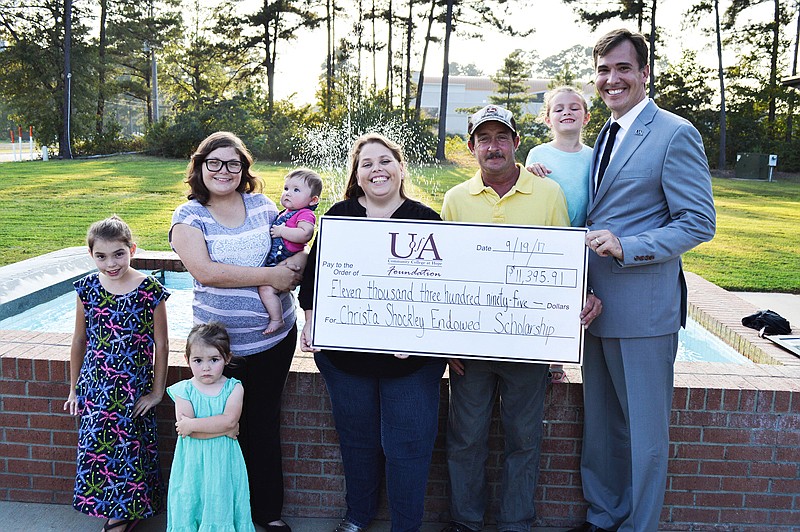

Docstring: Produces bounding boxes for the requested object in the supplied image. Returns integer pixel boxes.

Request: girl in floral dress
[64,215,170,532]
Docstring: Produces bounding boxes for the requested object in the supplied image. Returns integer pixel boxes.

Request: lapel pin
[635,129,644,136]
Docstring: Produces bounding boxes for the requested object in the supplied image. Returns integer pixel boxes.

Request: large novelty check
[309,217,589,364]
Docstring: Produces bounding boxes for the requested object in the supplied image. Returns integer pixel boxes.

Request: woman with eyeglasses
[169,131,303,531]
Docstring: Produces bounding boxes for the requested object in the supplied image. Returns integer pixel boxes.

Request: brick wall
[2,336,799,530]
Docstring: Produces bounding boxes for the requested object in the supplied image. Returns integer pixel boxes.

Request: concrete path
[0,501,568,532]
[733,292,800,331]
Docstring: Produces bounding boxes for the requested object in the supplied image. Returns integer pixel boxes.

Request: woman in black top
[299,133,446,532]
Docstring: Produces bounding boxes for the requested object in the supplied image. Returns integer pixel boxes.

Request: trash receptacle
[735,153,769,179]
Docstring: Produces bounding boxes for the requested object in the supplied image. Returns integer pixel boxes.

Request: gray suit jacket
[586,100,716,338]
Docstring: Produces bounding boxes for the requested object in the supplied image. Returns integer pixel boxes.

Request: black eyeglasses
[204,158,243,173]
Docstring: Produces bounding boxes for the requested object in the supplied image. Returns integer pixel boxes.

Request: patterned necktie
[596,122,621,189]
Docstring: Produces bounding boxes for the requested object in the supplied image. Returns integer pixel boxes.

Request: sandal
[103,518,140,532]
[265,521,292,531]
[548,368,567,384]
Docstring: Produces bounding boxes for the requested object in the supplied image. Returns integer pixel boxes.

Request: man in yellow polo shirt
[440,105,601,532]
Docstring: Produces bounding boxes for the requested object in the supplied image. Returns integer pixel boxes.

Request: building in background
[783,75,800,90]
[417,75,594,135]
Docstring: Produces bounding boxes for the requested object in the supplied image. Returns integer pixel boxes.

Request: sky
[261,0,713,104]
[220,0,778,105]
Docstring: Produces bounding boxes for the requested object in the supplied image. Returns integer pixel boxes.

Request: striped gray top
[170,193,296,356]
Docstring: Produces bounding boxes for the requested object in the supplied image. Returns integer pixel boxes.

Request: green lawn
[0,154,797,293]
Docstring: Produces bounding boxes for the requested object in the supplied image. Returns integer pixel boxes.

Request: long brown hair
[185,131,261,205]
[344,133,408,200]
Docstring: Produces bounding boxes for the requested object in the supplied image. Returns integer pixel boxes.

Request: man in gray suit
[569,29,716,532]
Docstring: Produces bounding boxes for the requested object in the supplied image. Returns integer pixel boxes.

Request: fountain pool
[0,271,751,364]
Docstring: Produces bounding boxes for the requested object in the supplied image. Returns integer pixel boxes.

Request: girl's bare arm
[63,296,87,416]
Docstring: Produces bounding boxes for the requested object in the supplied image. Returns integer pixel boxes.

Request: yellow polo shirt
[442,164,570,227]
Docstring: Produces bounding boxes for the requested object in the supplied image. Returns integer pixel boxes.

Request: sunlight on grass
[0,155,797,293]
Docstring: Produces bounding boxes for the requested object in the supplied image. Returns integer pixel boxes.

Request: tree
[547,63,580,89]
[435,0,452,161]
[106,0,182,125]
[564,0,647,30]
[451,0,535,39]
[687,0,728,169]
[321,0,346,116]
[233,0,321,116]
[724,0,792,138]
[64,0,74,157]
[449,61,483,76]
[655,50,717,161]
[367,0,383,92]
[715,0,728,169]
[161,0,252,111]
[563,0,659,96]
[535,45,593,80]
[0,0,95,153]
[413,0,441,121]
[788,0,800,141]
[95,0,110,136]
[489,50,533,116]
[385,0,394,103]
[315,38,361,112]
[402,0,415,116]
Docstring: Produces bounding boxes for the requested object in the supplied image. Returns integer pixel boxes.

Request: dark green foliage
[105,0,182,124]
[535,45,595,81]
[584,94,611,148]
[256,100,315,163]
[489,50,534,116]
[516,114,550,163]
[0,100,14,132]
[75,121,134,155]
[0,0,96,151]
[655,50,719,166]
[143,91,437,167]
[2,0,797,172]
[144,96,264,158]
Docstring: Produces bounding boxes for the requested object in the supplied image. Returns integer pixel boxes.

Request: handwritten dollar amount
[506,266,577,288]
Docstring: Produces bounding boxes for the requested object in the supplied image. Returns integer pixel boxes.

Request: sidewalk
[0,501,567,532]
[733,291,800,331]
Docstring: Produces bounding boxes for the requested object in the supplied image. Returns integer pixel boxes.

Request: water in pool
[0,271,751,364]
[0,271,199,339]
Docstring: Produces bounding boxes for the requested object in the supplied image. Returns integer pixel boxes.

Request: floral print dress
[72,273,169,520]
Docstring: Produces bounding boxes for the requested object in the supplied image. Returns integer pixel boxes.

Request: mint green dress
[166,377,255,532]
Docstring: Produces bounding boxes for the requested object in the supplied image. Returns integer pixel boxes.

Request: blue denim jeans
[315,353,446,532]
[446,359,549,532]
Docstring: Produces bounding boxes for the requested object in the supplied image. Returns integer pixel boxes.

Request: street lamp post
[62,0,74,159]
[151,48,159,122]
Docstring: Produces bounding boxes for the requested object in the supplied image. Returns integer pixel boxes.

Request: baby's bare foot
[263,319,285,335]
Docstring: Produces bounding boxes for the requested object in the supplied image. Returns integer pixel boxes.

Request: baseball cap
[467,105,517,137]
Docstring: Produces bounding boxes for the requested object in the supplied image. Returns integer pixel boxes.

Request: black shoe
[567,522,613,532]
[440,523,478,532]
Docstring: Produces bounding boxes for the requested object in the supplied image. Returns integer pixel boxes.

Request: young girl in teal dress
[64,215,170,532]
[526,86,593,384]
[167,322,255,531]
